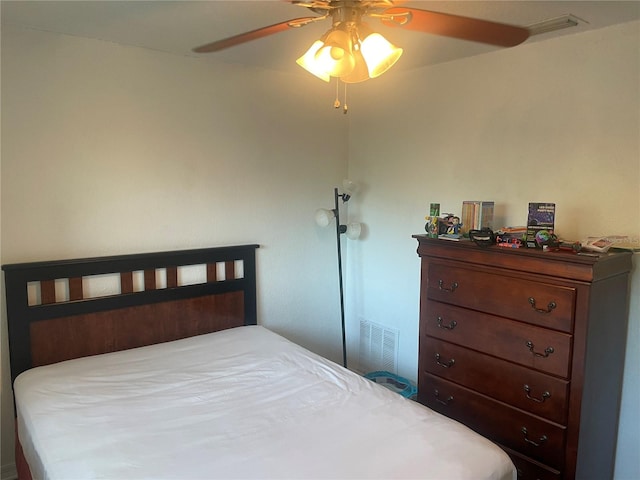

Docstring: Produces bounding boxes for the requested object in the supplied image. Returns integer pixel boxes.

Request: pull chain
[332,79,349,114]
[343,81,348,114]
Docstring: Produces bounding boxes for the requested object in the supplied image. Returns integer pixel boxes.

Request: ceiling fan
[193,0,531,84]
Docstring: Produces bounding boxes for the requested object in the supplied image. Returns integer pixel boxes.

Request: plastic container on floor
[364,371,417,400]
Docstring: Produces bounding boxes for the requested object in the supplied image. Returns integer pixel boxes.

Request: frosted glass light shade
[315,208,335,227]
[298,22,403,83]
[340,47,371,84]
[314,29,355,77]
[296,41,331,82]
[360,33,403,78]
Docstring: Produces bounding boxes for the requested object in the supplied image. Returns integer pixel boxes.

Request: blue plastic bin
[364,371,417,400]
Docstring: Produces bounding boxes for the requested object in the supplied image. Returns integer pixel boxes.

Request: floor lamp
[315,181,361,369]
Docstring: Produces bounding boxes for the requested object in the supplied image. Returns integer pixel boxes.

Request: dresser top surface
[413,235,633,282]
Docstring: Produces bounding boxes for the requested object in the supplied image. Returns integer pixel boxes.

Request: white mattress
[15,325,515,480]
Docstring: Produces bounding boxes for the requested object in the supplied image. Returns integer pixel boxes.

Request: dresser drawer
[422,337,569,424]
[423,300,572,378]
[501,446,562,480]
[427,263,576,332]
[420,374,566,470]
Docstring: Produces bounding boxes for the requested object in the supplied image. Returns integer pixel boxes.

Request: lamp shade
[297,21,403,84]
[360,32,403,78]
[340,48,370,84]
[345,222,362,240]
[315,208,336,227]
[339,222,362,240]
[296,40,331,82]
[314,28,355,77]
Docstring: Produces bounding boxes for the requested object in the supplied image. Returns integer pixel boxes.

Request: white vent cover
[359,319,399,374]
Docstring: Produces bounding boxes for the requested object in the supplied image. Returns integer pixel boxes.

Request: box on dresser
[413,235,632,480]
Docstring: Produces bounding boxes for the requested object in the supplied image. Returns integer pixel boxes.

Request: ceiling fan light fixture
[340,48,370,83]
[296,40,331,82]
[314,28,356,77]
[196,3,535,90]
[360,32,403,78]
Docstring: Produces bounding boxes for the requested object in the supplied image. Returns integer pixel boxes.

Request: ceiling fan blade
[381,7,530,47]
[193,17,318,53]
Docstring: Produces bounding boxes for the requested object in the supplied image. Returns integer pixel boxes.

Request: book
[461,201,477,236]
[438,234,461,241]
[461,201,495,235]
[497,226,527,234]
[479,201,495,230]
[526,202,555,248]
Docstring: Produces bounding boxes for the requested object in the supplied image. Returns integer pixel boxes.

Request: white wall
[347,21,639,478]
[0,25,350,474]
[2,18,639,480]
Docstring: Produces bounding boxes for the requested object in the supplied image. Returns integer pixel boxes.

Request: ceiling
[2,1,639,75]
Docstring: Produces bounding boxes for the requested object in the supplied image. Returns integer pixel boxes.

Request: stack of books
[460,201,495,236]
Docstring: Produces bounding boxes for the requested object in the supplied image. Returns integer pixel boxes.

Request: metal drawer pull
[436,316,457,330]
[528,297,557,314]
[521,427,548,447]
[523,384,551,403]
[434,389,454,406]
[526,341,554,358]
[438,280,458,292]
[435,353,455,368]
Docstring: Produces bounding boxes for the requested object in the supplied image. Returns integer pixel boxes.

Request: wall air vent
[358,319,398,375]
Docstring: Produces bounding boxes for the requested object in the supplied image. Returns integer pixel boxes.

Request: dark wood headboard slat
[144,270,156,291]
[167,267,178,288]
[225,261,235,281]
[207,263,217,282]
[40,280,56,305]
[69,277,83,301]
[120,272,134,294]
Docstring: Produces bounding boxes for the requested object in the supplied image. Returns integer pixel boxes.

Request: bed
[3,245,516,480]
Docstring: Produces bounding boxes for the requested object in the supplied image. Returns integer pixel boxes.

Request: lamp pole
[334,187,348,369]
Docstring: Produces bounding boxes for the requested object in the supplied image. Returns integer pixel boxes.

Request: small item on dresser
[447,216,462,235]
[558,241,581,252]
[438,214,456,234]
[537,232,559,249]
[461,201,495,236]
[438,233,461,241]
[581,236,614,253]
[497,237,522,248]
[495,228,526,248]
[545,240,582,253]
[526,203,555,248]
[469,229,495,247]
[424,216,439,238]
[424,204,442,238]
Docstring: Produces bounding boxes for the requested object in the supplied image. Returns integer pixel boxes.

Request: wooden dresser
[413,235,632,480]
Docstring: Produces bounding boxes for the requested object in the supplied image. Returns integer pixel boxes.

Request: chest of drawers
[414,236,632,480]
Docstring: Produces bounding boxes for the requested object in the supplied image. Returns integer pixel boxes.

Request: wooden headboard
[2,244,259,384]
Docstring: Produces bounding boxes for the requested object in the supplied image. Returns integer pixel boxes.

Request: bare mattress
[15,325,515,480]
